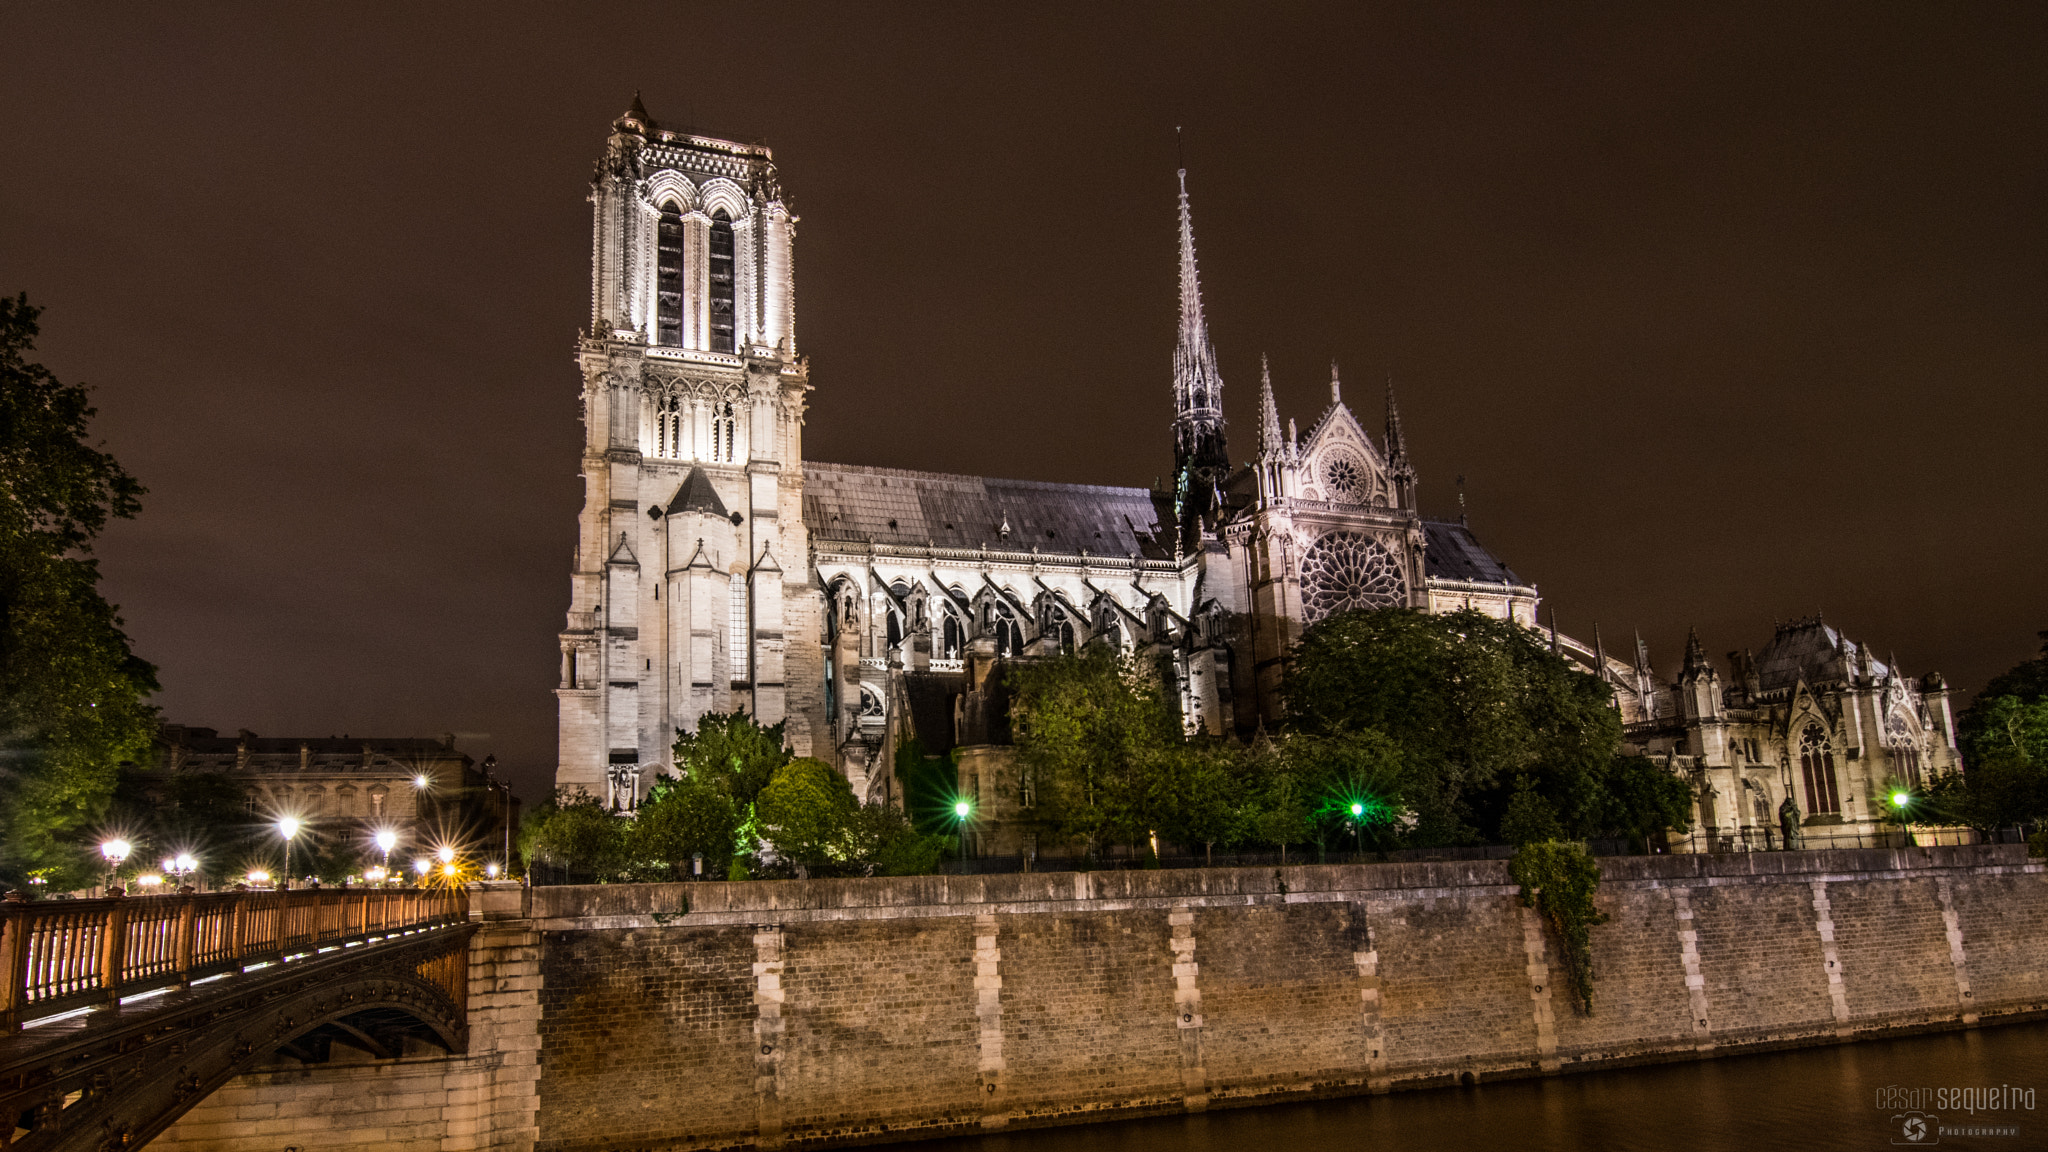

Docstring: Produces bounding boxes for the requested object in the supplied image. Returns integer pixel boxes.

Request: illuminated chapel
[553,103,1960,848]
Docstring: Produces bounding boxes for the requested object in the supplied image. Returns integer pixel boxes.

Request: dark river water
[924,1023,2048,1152]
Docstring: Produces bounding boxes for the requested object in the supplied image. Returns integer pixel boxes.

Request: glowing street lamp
[276,817,302,891]
[952,799,973,864]
[485,862,501,880]
[412,858,431,881]
[246,869,271,887]
[373,828,398,873]
[137,873,163,891]
[1890,791,1911,809]
[436,845,455,865]
[365,865,387,884]
[100,839,131,894]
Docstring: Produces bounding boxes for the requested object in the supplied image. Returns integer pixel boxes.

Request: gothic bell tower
[557,99,815,802]
[1171,169,1231,551]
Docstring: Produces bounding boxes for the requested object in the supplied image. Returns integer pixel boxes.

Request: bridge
[0,886,472,1151]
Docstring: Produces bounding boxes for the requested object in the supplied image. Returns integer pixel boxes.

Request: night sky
[3,5,2043,807]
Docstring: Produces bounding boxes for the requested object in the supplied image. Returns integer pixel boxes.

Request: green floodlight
[954,800,972,819]
[1891,791,1911,809]
[1350,802,1365,819]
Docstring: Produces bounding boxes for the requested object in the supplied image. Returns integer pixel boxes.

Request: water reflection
[927,1023,2048,1152]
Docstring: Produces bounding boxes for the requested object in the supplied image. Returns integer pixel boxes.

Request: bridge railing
[0,886,467,1032]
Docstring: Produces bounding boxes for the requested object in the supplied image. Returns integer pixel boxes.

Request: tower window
[656,203,685,347]
[729,572,748,682]
[718,402,737,462]
[1798,723,1840,816]
[708,211,736,353]
[656,395,683,458]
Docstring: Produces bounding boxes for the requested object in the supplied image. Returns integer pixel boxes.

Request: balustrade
[0,885,466,1032]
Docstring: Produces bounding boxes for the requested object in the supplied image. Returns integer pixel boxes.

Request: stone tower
[557,99,813,805]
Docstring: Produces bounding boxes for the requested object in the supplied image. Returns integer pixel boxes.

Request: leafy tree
[631,770,740,880]
[673,710,790,808]
[520,788,630,882]
[842,801,948,877]
[1596,755,1695,849]
[1501,778,1565,846]
[1942,639,2048,831]
[1958,632,2048,759]
[1009,646,1183,862]
[1283,608,1624,845]
[0,294,157,891]
[104,766,261,887]
[755,757,856,878]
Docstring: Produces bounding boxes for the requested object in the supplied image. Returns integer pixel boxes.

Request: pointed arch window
[708,210,736,353]
[728,572,749,682]
[942,611,963,659]
[656,203,686,346]
[655,395,684,458]
[710,401,737,463]
[993,603,1025,658]
[1799,723,1841,816]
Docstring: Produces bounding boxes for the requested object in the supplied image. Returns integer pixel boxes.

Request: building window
[655,395,683,458]
[942,612,963,659]
[656,203,685,346]
[711,401,737,463]
[708,211,736,352]
[886,606,904,652]
[1799,723,1841,816]
[993,603,1025,658]
[729,572,748,681]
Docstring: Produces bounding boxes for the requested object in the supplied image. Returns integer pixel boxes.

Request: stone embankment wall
[156,847,2047,1151]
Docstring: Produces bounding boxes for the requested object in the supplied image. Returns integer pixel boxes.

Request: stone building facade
[551,105,1958,853]
[153,725,513,865]
[553,103,1538,805]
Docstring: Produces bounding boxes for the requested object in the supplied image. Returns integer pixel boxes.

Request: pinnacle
[623,92,655,129]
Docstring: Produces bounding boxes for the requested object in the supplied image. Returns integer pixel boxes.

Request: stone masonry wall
[524,847,2047,1150]
[150,849,2047,1151]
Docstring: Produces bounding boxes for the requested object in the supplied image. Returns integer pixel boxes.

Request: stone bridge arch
[1,924,474,1152]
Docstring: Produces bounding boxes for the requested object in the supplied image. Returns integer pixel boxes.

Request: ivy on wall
[1509,840,1608,1014]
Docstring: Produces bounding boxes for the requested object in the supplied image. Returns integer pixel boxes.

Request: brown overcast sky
[2,3,2044,806]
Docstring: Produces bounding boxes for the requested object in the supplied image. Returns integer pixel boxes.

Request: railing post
[229,886,248,972]
[2,891,30,1033]
[174,887,197,987]
[99,889,129,1005]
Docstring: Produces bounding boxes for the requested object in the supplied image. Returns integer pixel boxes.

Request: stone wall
[153,848,2048,1151]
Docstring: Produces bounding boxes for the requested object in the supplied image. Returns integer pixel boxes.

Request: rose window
[1319,450,1373,504]
[1299,532,1405,624]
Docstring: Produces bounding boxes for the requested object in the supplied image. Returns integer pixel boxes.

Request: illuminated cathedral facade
[554,103,1957,847]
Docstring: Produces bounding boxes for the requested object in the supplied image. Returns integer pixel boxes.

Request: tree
[1596,755,1695,849]
[1942,640,2048,832]
[630,770,740,880]
[673,710,790,809]
[520,789,630,882]
[1282,608,1624,845]
[1008,646,1184,862]
[755,757,856,878]
[0,295,157,891]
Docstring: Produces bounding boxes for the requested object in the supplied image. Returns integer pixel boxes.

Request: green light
[1350,802,1365,818]
[1891,791,1911,808]
[954,800,971,819]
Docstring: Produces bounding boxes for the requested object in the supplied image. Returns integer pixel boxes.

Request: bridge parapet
[0,886,467,1032]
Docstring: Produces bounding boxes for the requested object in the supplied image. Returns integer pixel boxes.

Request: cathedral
[554,102,1959,848]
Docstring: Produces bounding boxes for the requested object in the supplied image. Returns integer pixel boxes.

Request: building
[153,725,515,868]
[551,102,1959,850]
[1602,617,1961,848]
[553,101,1536,808]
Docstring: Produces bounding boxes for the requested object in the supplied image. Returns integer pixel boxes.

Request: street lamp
[163,852,198,890]
[952,799,972,866]
[1349,801,1366,858]
[374,828,398,875]
[412,858,431,882]
[100,839,131,895]
[277,817,301,891]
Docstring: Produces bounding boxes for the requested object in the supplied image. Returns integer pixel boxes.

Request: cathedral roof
[803,462,1176,560]
[1754,615,1888,693]
[1422,520,1524,586]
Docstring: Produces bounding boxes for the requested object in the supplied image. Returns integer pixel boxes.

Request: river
[923,1023,2048,1152]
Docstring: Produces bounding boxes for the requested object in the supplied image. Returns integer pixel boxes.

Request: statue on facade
[1778,795,1802,850]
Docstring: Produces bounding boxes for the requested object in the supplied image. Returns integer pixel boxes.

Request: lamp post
[1889,790,1916,847]
[374,828,397,875]
[164,853,198,892]
[412,858,431,885]
[1349,801,1366,859]
[953,799,972,867]
[100,839,131,895]
[277,817,301,891]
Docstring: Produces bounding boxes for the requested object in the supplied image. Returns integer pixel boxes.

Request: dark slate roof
[1423,520,1524,586]
[667,466,729,518]
[1753,617,1887,693]
[804,462,1177,559]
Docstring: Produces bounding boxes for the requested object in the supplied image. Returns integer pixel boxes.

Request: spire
[1173,168,1224,424]
[1170,164,1229,548]
[1257,355,1283,457]
[1634,630,1652,676]
[1330,361,1343,405]
[1684,625,1707,670]
[618,92,654,133]
[1385,374,1409,464]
